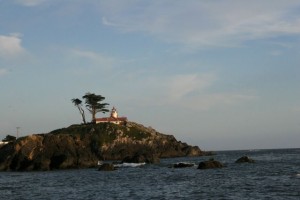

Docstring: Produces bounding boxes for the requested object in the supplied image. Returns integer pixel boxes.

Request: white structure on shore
[0,141,9,145]
[95,107,127,125]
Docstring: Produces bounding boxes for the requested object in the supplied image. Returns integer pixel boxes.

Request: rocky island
[0,93,207,171]
[0,121,205,171]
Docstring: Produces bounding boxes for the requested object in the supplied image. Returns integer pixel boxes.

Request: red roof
[96,117,127,122]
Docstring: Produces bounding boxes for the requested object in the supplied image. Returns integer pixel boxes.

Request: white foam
[97,161,103,166]
[175,162,195,165]
[114,162,146,168]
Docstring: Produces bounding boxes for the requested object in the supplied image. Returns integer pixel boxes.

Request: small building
[95,107,127,125]
[0,141,9,146]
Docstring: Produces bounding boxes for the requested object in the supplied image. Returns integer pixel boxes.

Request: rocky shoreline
[0,122,208,171]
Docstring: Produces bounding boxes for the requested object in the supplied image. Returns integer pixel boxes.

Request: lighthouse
[111,107,118,118]
[96,107,127,125]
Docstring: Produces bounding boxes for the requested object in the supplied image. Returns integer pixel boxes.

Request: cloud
[269,50,282,56]
[163,73,257,110]
[71,49,115,67]
[99,0,300,48]
[181,93,258,111]
[15,0,46,6]
[166,73,216,100]
[102,17,122,27]
[65,49,116,74]
[0,68,8,76]
[131,72,257,110]
[0,34,25,58]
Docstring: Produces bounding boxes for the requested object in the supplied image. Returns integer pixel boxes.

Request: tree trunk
[77,106,86,124]
[80,108,86,124]
[92,106,96,123]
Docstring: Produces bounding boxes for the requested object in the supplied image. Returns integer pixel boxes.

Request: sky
[0,0,299,150]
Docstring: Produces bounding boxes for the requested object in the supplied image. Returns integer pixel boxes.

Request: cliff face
[0,122,204,171]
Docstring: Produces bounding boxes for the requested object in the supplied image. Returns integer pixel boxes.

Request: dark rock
[173,162,194,168]
[98,163,115,171]
[0,134,99,171]
[184,146,204,157]
[203,151,216,156]
[197,159,224,169]
[235,156,255,163]
[122,152,160,164]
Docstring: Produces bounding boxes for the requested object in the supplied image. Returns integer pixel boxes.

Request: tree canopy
[71,98,86,124]
[82,93,109,122]
[2,135,16,142]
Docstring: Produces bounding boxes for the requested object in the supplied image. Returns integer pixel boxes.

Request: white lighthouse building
[95,107,127,125]
[110,107,118,118]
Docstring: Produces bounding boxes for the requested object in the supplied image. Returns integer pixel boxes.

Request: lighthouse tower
[96,106,127,124]
[111,107,118,118]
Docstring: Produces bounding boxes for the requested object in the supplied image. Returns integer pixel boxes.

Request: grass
[49,122,151,147]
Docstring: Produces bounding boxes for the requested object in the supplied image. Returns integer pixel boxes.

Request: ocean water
[0,148,299,199]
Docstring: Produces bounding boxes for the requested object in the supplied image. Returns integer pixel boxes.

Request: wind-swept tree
[71,98,86,124]
[82,92,109,123]
[2,135,16,142]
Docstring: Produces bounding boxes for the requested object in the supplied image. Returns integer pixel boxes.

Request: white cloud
[0,68,8,76]
[166,73,216,100]
[163,73,257,110]
[132,72,257,110]
[181,93,258,111]
[269,50,282,56]
[99,0,300,48]
[72,49,114,65]
[102,17,121,27]
[15,0,45,7]
[67,49,115,71]
[72,49,102,60]
[0,34,25,58]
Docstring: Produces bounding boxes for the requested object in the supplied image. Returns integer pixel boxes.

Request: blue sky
[1,0,299,150]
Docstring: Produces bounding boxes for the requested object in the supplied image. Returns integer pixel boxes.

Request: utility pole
[16,127,20,138]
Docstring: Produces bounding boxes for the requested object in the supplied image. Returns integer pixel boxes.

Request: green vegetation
[49,122,154,159]
[71,92,109,123]
[89,124,118,153]
[122,126,151,140]
[50,122,151,142]
[69,92,151,142]
[2,135,16,142]
[82,93,109,123]
[71,98,86,124]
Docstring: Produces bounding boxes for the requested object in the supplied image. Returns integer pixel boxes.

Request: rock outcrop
[0,122,205,171]
[235,156,255,163]
[0,134,98,171]
[197,159,224,169]
[122,152,160,164]
[98,163,115,171]
[173,162,195,168]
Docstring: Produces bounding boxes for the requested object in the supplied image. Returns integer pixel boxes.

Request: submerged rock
[197,159,224,169]
[98,163,115,171]
[122,152,160,164]
[235,156,255,163]
[173,162,195,168]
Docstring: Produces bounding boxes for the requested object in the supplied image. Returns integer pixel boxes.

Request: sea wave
[1,149,299,199]
[114,162,146,168]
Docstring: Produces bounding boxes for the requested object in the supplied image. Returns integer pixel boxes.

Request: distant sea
[0,148,299,199]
